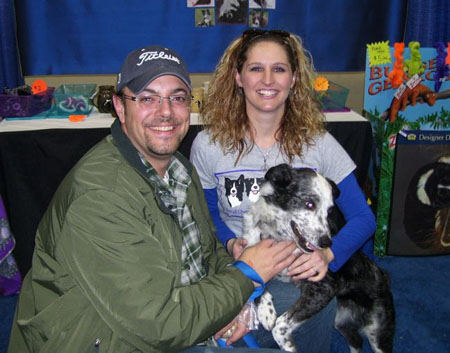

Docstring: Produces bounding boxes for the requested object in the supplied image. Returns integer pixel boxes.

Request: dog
[219,0,240,19]
[197,9,213,27]
[403,154,450,250]
[218,0,245,22]
[244,177,264,203]
[251,10,267,28]
[225,175,245,207]
[241,164,395,353]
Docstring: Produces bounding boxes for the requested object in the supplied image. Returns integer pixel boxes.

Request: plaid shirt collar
[138,153,207,286]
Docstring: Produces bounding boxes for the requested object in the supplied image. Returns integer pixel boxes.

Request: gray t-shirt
[190,130,356,237]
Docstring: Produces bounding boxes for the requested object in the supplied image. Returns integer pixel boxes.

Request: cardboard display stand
[363,45,450,256]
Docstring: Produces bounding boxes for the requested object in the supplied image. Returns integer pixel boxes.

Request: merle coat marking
[242,164,395,353]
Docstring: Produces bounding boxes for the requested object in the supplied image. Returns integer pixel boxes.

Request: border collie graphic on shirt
[244,177,264,203]
[217,170,266,226]
[223,175,264,207]
[223,173,265,208]
[224,175,245,207]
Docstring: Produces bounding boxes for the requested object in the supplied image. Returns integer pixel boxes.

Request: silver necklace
[255,143,276,171]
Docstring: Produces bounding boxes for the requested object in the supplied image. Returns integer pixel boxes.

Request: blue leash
[217,261,266,348]
[232,261,265,301]
[217,333,260,348]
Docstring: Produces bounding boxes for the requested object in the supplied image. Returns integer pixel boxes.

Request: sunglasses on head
[242,29,290,39]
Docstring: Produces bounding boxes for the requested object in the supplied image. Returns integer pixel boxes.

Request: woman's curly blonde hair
[200,31,325,163]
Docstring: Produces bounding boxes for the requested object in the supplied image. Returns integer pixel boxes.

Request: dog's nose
[319,236,332,249]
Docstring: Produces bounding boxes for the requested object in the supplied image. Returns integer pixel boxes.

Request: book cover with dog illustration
[363,44,450,255]
[388,131,450,255]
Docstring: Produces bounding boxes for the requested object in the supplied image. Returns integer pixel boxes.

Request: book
[363,44,450,255]
[388,130,450,255]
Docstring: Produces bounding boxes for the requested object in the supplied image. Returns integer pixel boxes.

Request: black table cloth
[0,121,372,276]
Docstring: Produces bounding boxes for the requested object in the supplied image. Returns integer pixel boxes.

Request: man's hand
[214,305,251,346]
[238,239,298,285]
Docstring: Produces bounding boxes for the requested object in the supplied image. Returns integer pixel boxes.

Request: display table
[0,110,372,276]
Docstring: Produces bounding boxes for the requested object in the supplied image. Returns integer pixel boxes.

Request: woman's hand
[287,247,334,282]
[227,237,248,260]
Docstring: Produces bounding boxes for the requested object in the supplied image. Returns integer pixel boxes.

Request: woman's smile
[236,41,295,118]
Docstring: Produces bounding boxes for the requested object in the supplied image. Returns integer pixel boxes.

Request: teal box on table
[54,84,97,115]
[317,81,349,111]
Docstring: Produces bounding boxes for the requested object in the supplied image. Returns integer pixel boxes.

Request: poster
[363,44,450,255]
[388,131,450,255]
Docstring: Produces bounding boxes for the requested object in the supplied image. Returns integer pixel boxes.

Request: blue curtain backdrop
[0,0,24,90]
[12,0,409,76]
[404,0,450,45]
[4,1,449,78]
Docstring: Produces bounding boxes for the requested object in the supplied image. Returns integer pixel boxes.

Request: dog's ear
[327,206,343,235]
[265,164,292,188]
[326,179,344,235]
[326,178,340,200]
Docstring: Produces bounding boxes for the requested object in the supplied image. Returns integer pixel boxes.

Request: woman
[190,29,376,352]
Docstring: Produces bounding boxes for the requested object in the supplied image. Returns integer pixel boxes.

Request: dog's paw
[257,292,277,331]
[272,313,297,353]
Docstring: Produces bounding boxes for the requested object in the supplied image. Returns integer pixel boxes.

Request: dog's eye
[305,201,315,210]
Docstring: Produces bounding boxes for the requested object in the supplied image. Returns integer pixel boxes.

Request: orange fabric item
[69,115,87,122]
[31,79,48,94]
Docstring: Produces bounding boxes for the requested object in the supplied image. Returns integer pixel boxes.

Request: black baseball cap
[116,45,191,94]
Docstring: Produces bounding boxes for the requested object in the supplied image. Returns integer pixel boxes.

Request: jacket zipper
[93,338,101,353]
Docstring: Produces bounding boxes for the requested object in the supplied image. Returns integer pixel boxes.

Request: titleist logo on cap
[137,51,181,66]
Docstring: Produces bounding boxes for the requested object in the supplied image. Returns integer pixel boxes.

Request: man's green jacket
[8,120,253,353]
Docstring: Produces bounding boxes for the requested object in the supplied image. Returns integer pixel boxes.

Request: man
[7,45,297,353]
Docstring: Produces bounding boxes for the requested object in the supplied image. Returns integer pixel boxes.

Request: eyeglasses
[242,29,290,39]
[121,93,192,109]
